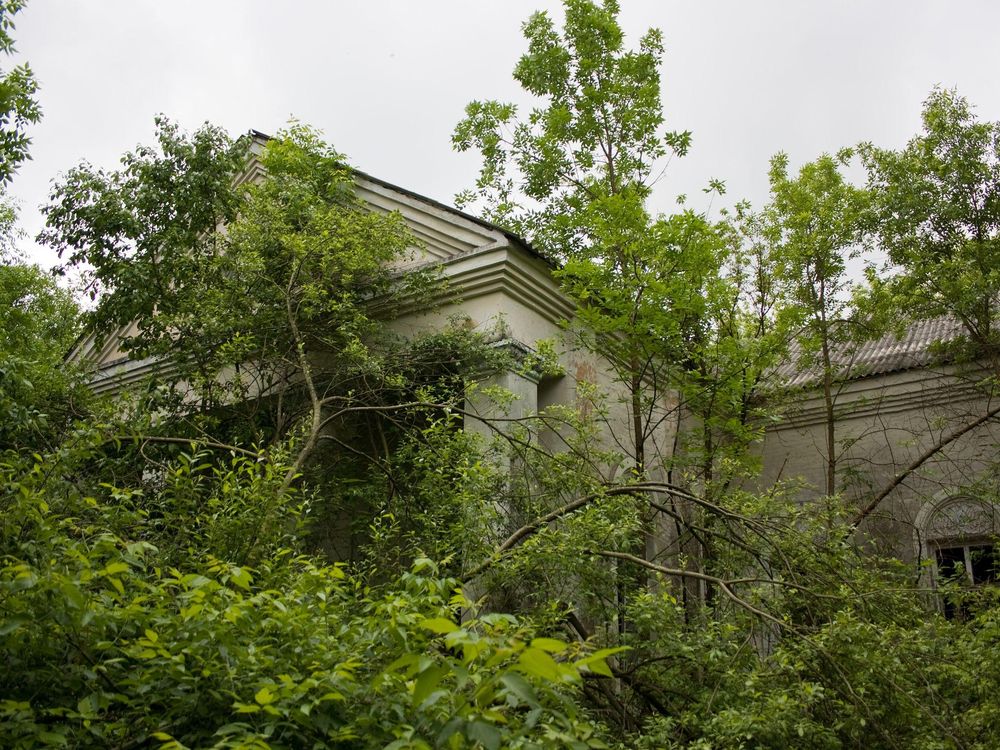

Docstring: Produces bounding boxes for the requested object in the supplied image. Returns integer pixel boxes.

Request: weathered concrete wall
[759,362,1000,563]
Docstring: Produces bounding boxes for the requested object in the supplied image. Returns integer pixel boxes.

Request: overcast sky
[11,1,1000,267]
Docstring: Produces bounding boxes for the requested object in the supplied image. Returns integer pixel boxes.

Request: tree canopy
[5,2,1000,749]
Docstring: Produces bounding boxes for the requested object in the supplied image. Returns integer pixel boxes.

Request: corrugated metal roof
[775,316,966,388]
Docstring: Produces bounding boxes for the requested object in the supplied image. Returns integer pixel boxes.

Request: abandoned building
[762,316,1000,592]
[69,144,1000,601]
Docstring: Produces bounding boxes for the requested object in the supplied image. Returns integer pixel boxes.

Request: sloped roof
[776,316,966,388]
[68,136,567,381]
[246,129,548,266]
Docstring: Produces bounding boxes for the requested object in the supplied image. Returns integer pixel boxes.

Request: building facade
[760,318,1000,592]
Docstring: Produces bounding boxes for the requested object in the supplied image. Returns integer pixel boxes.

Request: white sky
[11,1,1000,267]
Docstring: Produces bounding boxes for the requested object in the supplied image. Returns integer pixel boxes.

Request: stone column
[463,367,540,444]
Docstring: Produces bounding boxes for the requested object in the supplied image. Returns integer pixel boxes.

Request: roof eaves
[246,129,552,269]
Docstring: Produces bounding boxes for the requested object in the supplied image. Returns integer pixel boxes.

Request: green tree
[445,0,749,716]
[863,88,1000,360]
[0,202,84,452]
[0,0,39,183]
[40,117,249,346]
[454,0,717,480]
[451,0,807,626]
[761,151,870,497]
[42,121,421,456]
[42,119,508,572]
[852,88,1000,526]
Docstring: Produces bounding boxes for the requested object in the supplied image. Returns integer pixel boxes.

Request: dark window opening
[935,542,1000,619]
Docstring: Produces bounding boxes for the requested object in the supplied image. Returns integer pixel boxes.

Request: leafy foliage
[0,440,614,749]
[756,150,872,495]
[863,88,1000,358]
[0,0,38,183]
[8,3,1000,749]
[453,0,685,260]
[455,0,728,491]
[0,206,85,452]
[452,4,1000,749]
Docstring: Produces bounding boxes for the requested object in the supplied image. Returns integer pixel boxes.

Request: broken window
[934,541,1000,619]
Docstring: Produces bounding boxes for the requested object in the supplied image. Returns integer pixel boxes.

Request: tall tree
[863,88,1000,361]
[454,0,719,481]
[451,0,805,706]
[40,118,248,348]
[850,88,1000,525]
[763,151,870,497]
[43,122,415,432]
[41,120,504,568]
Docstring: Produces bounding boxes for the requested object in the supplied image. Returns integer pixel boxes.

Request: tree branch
[111,434,260,459]
[851,401,1000,527]
[585,549,790,632]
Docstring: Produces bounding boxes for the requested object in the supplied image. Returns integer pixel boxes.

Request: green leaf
[76,693,99,719]
[212,724,250,737]
[436,716,464,747]
[420,617,459,635]
[386,652,421,674]
[517,647,561,682]
[230,566,252,590]
[575,646,629,678]
[254,686,275,705]
[37,731,69,746]
[466,720,502,750]
[60,582,85,609]
[101,561,129,576]
[530,637,568,653]
[413,665,448,706]
[0,616,30,637]
[579,657,612,678]
[500,673,539,707]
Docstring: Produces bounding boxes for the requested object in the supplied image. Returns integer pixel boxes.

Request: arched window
[917,496,1000,618]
